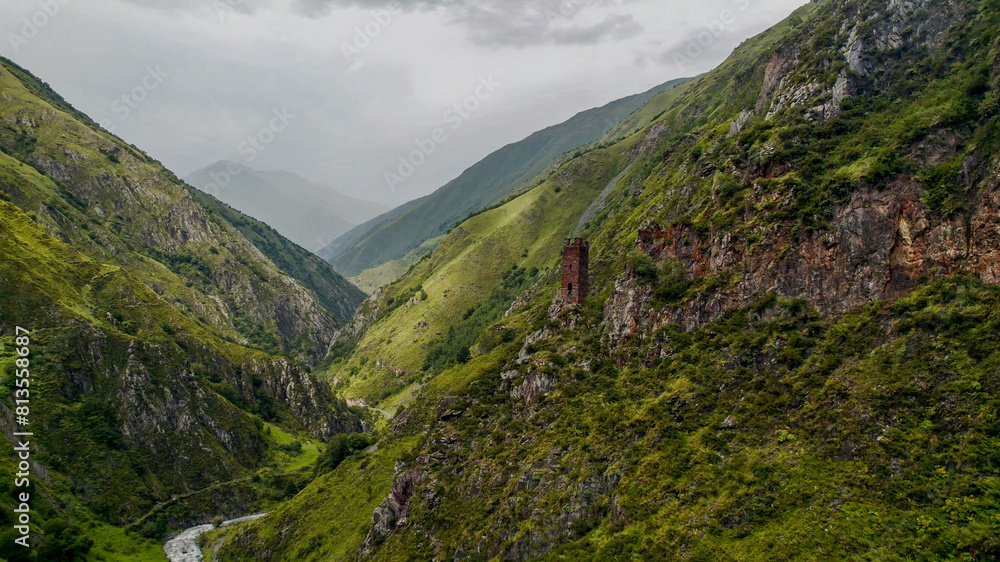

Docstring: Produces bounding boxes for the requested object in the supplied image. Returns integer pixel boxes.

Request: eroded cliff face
[606,169,1000,346]
[28,299,359,524]
[247,356,362,440]
[359,466,426,556]
[603,0,1000,348]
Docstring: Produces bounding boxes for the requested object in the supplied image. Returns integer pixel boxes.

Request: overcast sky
[1,0,805,205]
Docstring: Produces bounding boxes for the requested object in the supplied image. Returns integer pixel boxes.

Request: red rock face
[605,175,1000,348]
[562,238,590,305]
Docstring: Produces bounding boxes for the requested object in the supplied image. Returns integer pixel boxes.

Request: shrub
[314,433,374,476]
[628,252,658,283]
[653,260,692,304]
[38,519,93,561]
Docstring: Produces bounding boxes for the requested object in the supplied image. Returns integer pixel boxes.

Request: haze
[0,0,806,205]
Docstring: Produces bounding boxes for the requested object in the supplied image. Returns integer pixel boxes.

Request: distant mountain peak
[185,164,389,254]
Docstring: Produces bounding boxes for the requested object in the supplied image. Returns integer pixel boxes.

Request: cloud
[117,0,264,15]
[8,0,807,205]
[437,2,645,47]
[117,0,644,47]
[631,0,776,73]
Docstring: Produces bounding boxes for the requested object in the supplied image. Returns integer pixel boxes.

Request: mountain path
[573,162,635,236]
[371,407,394,420]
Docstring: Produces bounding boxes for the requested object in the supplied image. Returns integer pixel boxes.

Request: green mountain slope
[323,77,693,279]
[0,58,363,362]
[185,163,388,254]
[0,57,364,555]
[188,187,366,325]
[323,129,638,403]
[215,0,1000,559]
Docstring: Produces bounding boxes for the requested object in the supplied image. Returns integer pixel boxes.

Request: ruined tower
[561,238,589,305]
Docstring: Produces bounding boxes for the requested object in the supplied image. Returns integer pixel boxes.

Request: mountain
[0,56,365,557]
[214,0,1000,559]
[322,76,695,283]
[185,163,388,255]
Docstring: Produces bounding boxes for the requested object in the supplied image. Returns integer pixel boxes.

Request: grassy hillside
[0,57,364,556]
[347,235,442,294]
[324,135,638,404]
[188,187,366,324]
[325,77,693,279]
[216,0,1000,559]
[0,57,362,363]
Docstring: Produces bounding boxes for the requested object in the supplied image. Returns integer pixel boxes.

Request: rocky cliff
[0,59,363,541]
[217,0,1000,559]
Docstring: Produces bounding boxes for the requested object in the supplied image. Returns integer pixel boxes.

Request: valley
[1,0,1000,559]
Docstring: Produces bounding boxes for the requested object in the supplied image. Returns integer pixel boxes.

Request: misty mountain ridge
[4,0,1000,558]
[186,161,388,254]
[322,75,695,287]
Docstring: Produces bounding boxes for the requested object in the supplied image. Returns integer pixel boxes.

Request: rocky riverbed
[163,514,267,562]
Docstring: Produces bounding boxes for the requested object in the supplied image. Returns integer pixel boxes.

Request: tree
[314,433,374,476]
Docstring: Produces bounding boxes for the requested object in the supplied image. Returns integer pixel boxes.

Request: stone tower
[561,238,589,305]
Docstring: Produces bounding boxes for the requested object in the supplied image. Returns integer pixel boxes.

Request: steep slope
[323,132,637,403]
[185,163,388,254]
[188,187,366,325]
[0,58,362,551]
[0,57,363,362]
[324,77,693,280]
[215,0,1000,559]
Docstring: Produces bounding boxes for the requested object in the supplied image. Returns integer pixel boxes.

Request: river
[163,513,267,562]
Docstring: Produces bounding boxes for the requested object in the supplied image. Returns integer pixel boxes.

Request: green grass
[265,423,323,473]
[0,423,166,562]
[239,0,1000,559]
[357,279,1000,560]
[210,437,420,561]
[349,235,444,293]
[322,138,635,403]
[84,525,166,562]
[376,382,423,416]
[602,79,696,143]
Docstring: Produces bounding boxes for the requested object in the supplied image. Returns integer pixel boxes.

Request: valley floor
[163,514,267,562]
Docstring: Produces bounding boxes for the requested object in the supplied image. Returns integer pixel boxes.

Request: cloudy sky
[1,0,805,205]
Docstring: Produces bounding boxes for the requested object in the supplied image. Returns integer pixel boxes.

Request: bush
[918,159,963,215]
[39,519,93,561]
[314,433,374,476]
[628,252,658,283]
[78,398,123,449]
[653,260,692,304]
